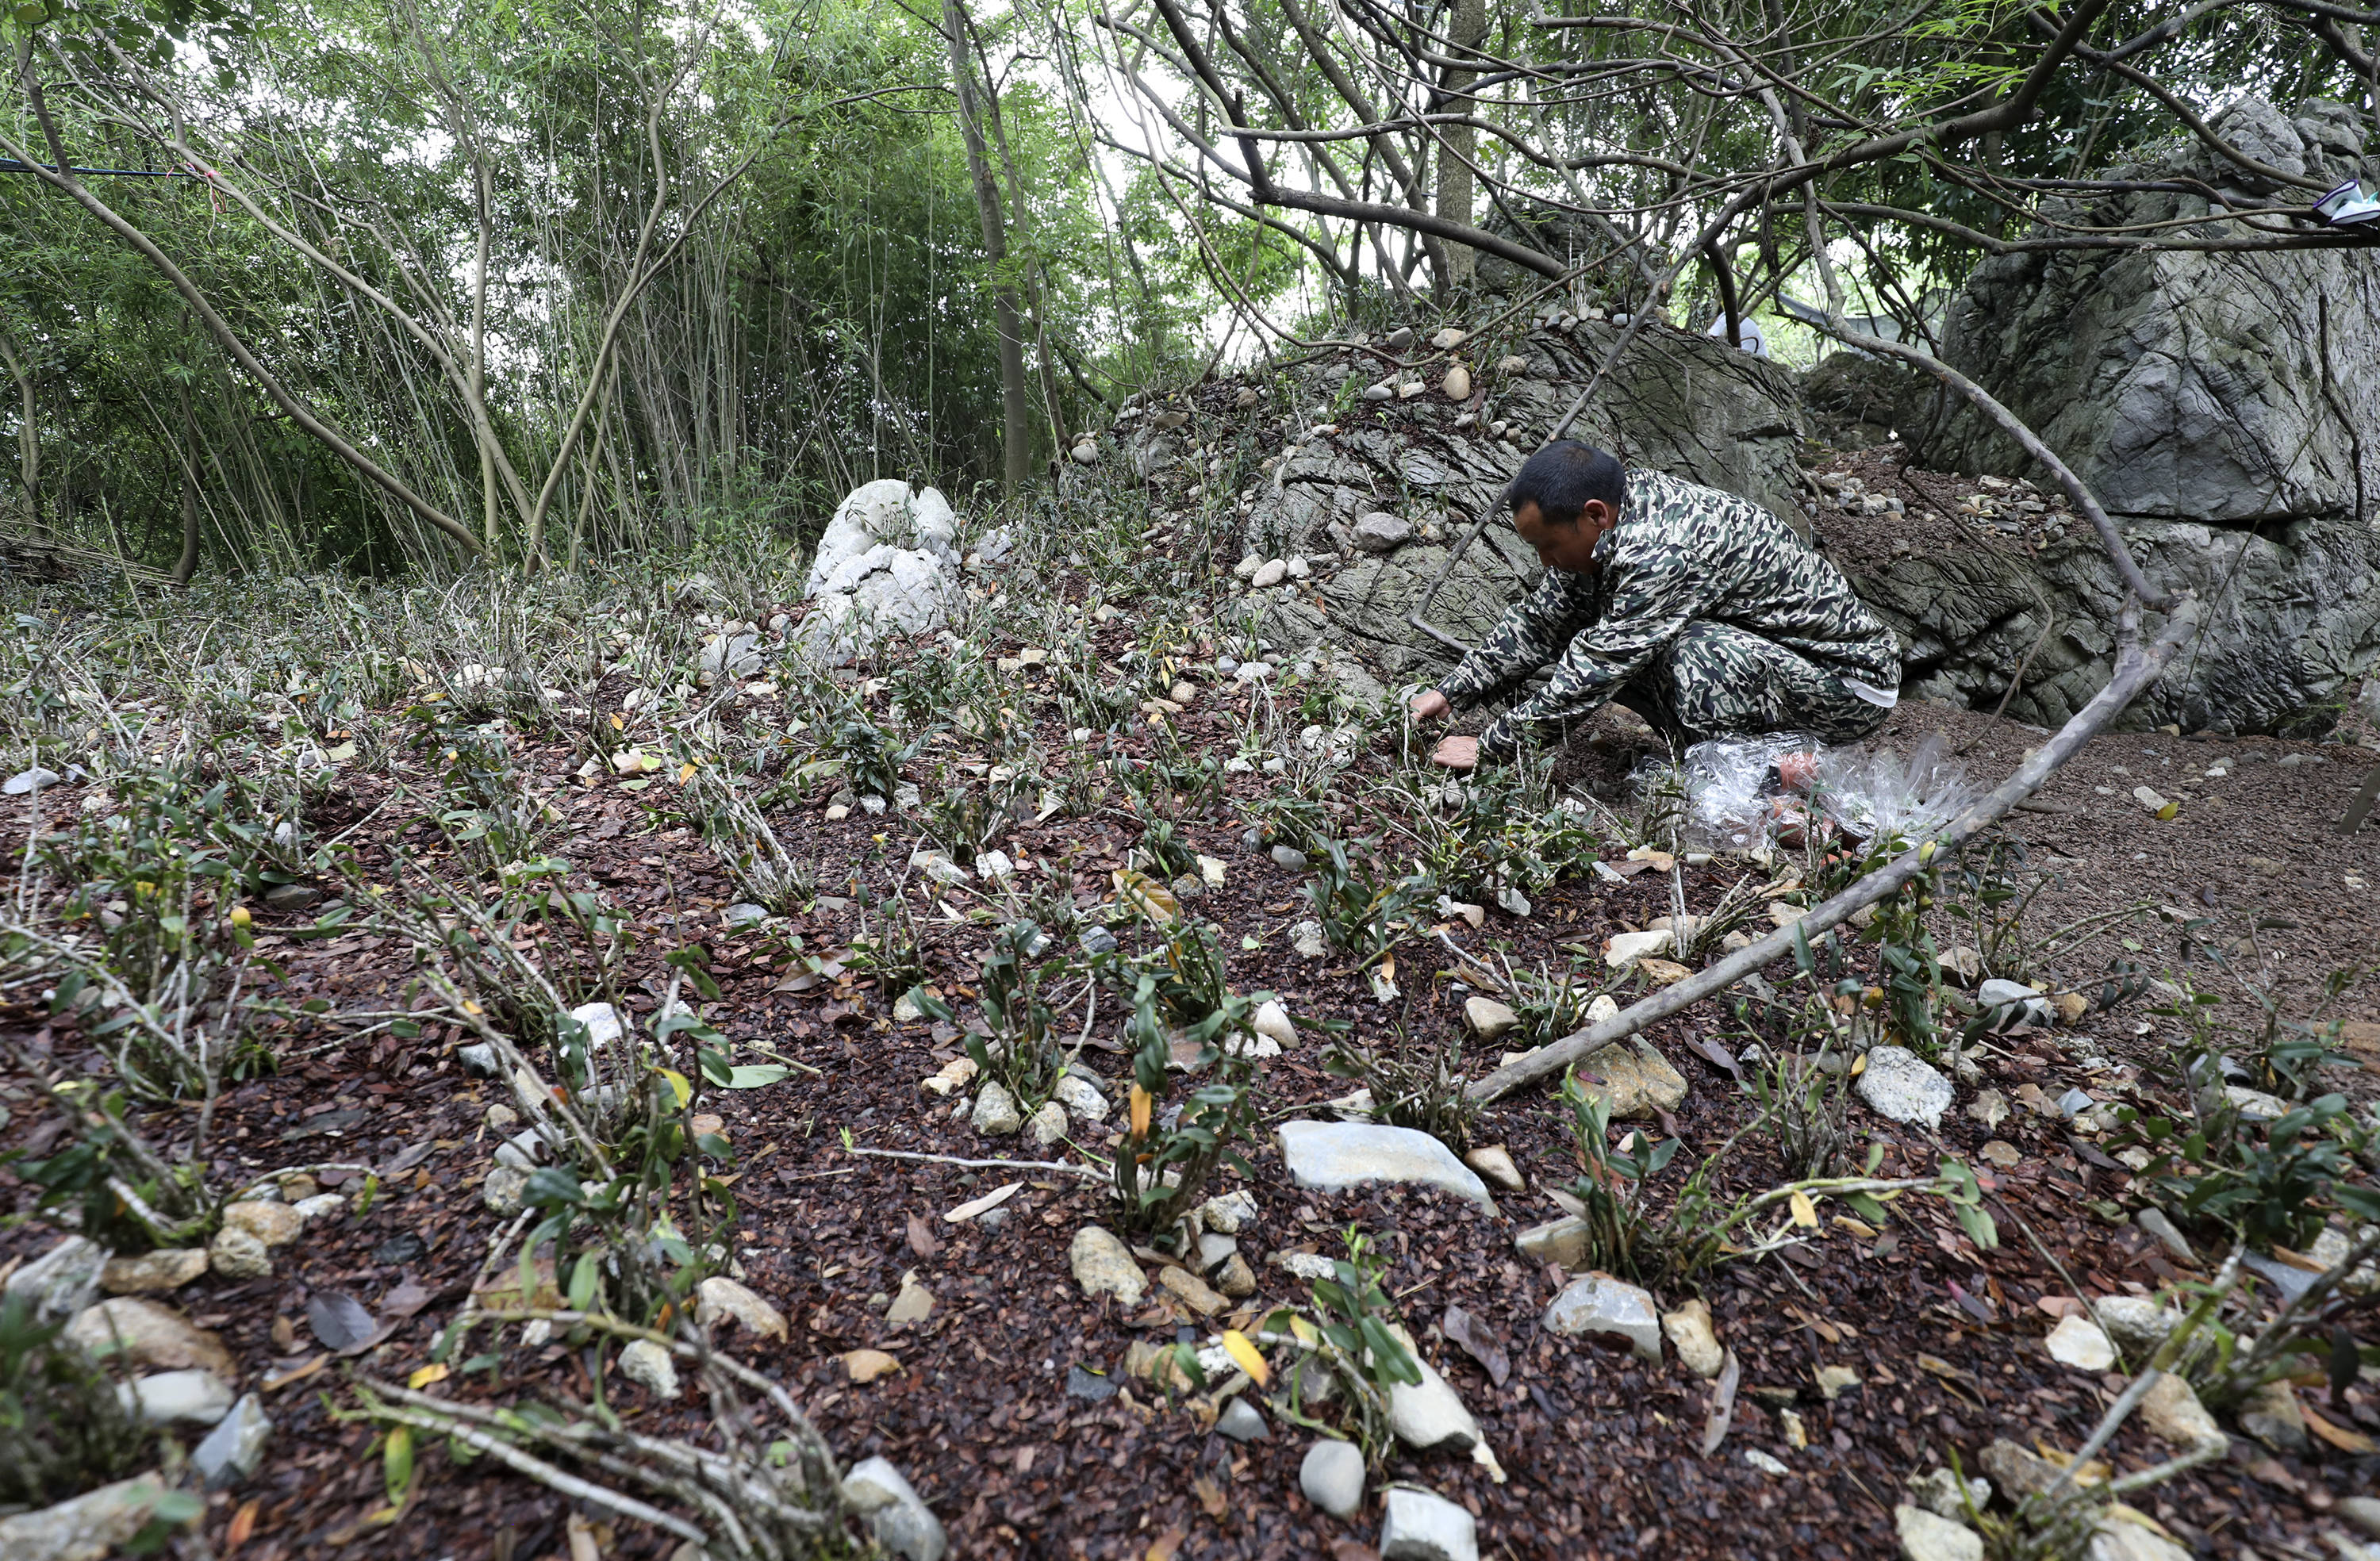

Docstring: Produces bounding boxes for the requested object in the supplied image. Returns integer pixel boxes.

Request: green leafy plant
[965,920,1073,1112]
[1257,1228,1425,1466]
[1111,946,1267,1241]
[0,1291,150,1508]
[1303,836,1436,965]
[1560,1072,1683,1281]
[1324,1024,1478,1150]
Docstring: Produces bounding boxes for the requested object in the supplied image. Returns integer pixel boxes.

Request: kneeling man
[1411,441,1902,769]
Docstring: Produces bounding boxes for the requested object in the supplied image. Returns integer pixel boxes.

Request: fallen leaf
[1916,1353,1970,1383]
[1192,1475,1228,1519]
[225,1499,259,1554]
[308,1292,378,1352]
[380,1281,432,1318]
[906,1214,940,1258]
[1145,1525,1189,1561]
[2301,1401,2376,1454]
[885,1271,935,1326]
[262,1354,327,1391]
[1222,1329,1270,1387]
[1700,1348,1741,1454]
[2035,1295,2087,1320]
[1685,1034,1743,1080]
[1442,1303,1511,1387]
[1113,868,1180,924]
[1788,1190,1819,1229]
[271,1315,297,1352]
[407,1362,449,1390]
[943,1180,1023,1222]
[843,1348,901,1383]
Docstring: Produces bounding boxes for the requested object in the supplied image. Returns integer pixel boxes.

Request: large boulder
[794,479,962,663]
[1145,322,1808,685]
[1897,97,2380,732]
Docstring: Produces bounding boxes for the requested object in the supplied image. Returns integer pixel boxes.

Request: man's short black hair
[1506,440,1625,526]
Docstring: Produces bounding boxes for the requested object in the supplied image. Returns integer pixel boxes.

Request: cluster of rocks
[793,479,1008,665]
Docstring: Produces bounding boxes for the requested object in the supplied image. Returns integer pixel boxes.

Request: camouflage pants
[1614,620,1894,747]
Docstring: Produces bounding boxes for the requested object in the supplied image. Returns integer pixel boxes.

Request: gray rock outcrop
[1897,96,2380,734]
[795,480,962,664]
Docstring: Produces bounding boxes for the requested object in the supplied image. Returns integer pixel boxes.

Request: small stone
[1745,1449,1790,1476]
[842,1456,947,1561]
[1979,1140,2021,1168]
[1381,1486,1479,1561]
[620,1339,680,1398]
[1856,1045,1956,1128]
[1660,1298,1725,1378]
[193,1393,272,1486]
[1389,1351,1483,1452]
[1495,354,1527,373]
[970,1080,1023,1135]
[67,1297,238,1379]
[100,1249,209,1294]
[1069,1227,1147,1306]
[1569,1039,1688,1119]
[2140,1371,2224,1451]
[1051,1072,1109,1123]
[2238,1378,2309,1453]
[1603,929,1672,966]
[1977,979,2053,1030]
[293,1192,348,1223]
[1896,1505,1984,1561]
[2045,1314,2117,1371]
[1300,1439,1365,1517]
[1544,1273,1661,1362]
[1027,1099,1069,1145]
[1291,921,1328,959]
[1816,1364,1861,1401]
[921,1056,979,1098]
[1463,997,1519,1041]
[221,1199,304,1248]
[482,1164,531,1216]
[262,882,320,911]
[1978,1440,2057,1499]
[2087,1517,2194,1561]
[1430,328,1468,350]
[2132,1208,2199,1266]
[1216,1398,1269,1442]
[1352,512,1415,553]
[695,1276,789,1342]
[1252,1000,1299,1047]
[4,1235,108,1321]
[1198,1191,1258,1234]
[1439,364,1472,402]
[1196,1233,1238,1272]
[1157,1265,1228,1317]
[2336,1497,2380,1540]
[1271,843,1309,869]
[1215,1252,1257,1298]
[1461,1145,1524,1192]
[2093,1295,2182,1356]
[1383,326,1415,351]
[1514,1216,1590,1268]
[1276,1121,1497,1211]
[457,1041,500,1076]
[1907,1467,1991,1520]
[2222,1084,2287,1120]
[120,1367,235,1425]
[1251,559,1289,589]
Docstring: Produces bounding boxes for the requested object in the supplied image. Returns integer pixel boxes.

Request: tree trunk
[942,0,1032,489]
[0,331,39,535]
[1434,0,1487,291]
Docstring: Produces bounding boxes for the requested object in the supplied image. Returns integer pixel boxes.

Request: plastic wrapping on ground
[1633,731,1980,852]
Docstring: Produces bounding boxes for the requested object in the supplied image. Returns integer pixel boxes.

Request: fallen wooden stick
[1465,598,2203,1106]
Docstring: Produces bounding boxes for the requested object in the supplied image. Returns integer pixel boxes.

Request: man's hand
[1431,734,1480,771]
[1407,688,1453,723]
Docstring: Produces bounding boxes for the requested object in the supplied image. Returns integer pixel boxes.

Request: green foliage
[0,1292,149,1508]
[1558,1072,1683,1283]
[1111,921,1266,1239]
[1323,1024,1479,1151]
[2117,1094,2377,1249]
[1260,1229,1422,1468]
[1300,836,1436,966]
[965,920,1071,1112]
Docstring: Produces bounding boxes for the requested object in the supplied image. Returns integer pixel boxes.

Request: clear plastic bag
[1632,731,1979,853]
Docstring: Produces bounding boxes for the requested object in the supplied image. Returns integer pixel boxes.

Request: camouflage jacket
[1439,468,1901,757]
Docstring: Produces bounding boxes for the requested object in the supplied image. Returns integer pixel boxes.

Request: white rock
[6,1235,106,1321]
[567,1000,626,1049]
[1907,1467,1992,1520]
[1252,1000,1299,1048]
[1430,327,1468,350]
[1543,1273,1662,1362]
[1216,1397,1269,1441]
[1051,1072,1110,1123]
[1198,1191,1258,1234]
[1233,554,1265,579]
[1976,979,2052,1031]
[1251,559,1289,589]
[842,1456,947,1561]
[1856,1045,1956,1129]
[1388,1348,1484,1453]
[1603,929,1673,967]
[970,1080,1023,1135]
[797,480,963,662]
[0,1477,190,1558]
[695,1276,789,1342]
[193,1393,272,1486]
[2093,1295,2182,1356]
[2,765,61,795]
[1027,1099,1069,1145]
[2087,1517,2194,1561]
[2044,1314,2117,1371]
[482,1164,531,1215]
[1301,1439,1365,1517]
[2140,1371,2225,1451]
[1291,920,1328,959]
[1438,365,1472,402]
[1463,997,1520,1041]
[2223,1084,2287,1121]
[1276,1121,1497,1211]
[1662,1299,1726,1378]
[100,1249,209,1294]
[620,1339,681,1399]
[205,1227,273,1281]
[65,1297,236,1379]
[1381,1486,1479,1561]
[1897,1504,1984,1561]
[1353,512,1415,553]
[292,1192,350,1223]
[1069,1226,1147,1306]
[119,1367,235,1425]
[1462,1145,1524,1192]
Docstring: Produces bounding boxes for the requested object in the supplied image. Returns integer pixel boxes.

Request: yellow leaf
[657,1068,692,1108]
[678,763,697,784]
[462,999,484,1016]
[2301,1400,2376,1454]
[1129,1085,1152,1138]
[1221,1330,1270,1387]
[407,1362,449,1390]
[1849,1052,1868,1077]
[1112,867,1180,924]
[1289,1315,1320,1348]
[1788,1190,1819,1228]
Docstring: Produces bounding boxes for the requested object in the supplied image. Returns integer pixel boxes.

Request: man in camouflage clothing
[1410,440,1901,769]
